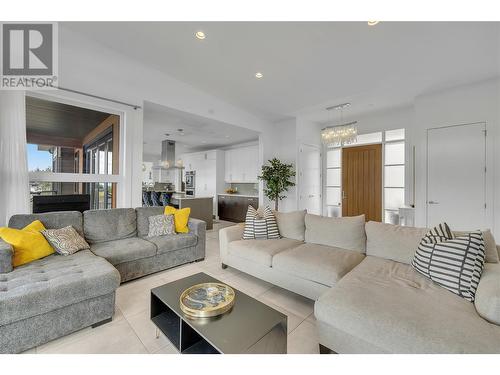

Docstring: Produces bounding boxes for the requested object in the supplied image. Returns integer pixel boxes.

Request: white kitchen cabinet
[224,150,232,182]
[224,145,259,183]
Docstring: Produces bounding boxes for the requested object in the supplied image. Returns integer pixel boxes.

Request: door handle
[428,201,439,205]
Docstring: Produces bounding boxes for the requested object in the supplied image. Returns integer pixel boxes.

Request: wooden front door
[342,144,382,221]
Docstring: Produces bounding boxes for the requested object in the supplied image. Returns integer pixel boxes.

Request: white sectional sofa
[219,212,500,353]
[220,212,366,300]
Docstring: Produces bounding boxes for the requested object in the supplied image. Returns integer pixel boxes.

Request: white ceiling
[63,22,500,122]
[143,101,259,160]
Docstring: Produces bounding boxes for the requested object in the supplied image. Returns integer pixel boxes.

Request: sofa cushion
[145,234,198,255]
[42,225,90,256]
[273,210,306,241]
[164,206,191,234]
[136,207,164,237]
[315,256,500,353]
[475,263,500,325]
[9,211,84,236]
[0,220,55,268]
[227,238,302,267]
[90,237,156,266]
[0,250,120,326]
[305,214,366,253]
[272,243,365,287]
[365,221,429,264]
[147,214,175,237]
[84,208,137,244]
[0,238,13,273]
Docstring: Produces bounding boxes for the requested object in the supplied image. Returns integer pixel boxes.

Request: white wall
[413,79,499,235]
[260,118,299,211]
[329,79,499,236]
[296,118,323,147]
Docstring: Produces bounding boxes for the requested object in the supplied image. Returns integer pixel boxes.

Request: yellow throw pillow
[164,206,191,233]
[0,220,55,267]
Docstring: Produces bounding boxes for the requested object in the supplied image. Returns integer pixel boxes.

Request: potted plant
[258,158,296,211]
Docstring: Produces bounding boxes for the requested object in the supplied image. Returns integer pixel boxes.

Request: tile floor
[30,221,319,354]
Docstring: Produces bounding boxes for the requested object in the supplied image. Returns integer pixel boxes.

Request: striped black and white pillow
[421,222,454,243]
[242,206,280,240]
[411,223,485,302]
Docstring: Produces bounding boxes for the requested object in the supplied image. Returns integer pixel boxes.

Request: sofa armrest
[219,224,244,263]
[0,238,13,273]
[475,263,500,325]
[188,218,206,260]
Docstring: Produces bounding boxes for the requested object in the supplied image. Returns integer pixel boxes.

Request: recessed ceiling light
[367,21,380,26]
[195,31,206,40]
[201,140,207,144]
[225,135,230,138]
[255,72,263,79]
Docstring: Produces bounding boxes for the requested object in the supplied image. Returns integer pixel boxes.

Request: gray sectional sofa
[0,207,206,353]
[220,212,500,353]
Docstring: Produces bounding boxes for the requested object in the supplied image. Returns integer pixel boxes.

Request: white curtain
[0,91,30,226]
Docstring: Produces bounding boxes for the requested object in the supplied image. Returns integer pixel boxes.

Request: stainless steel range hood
[152,140,184,170]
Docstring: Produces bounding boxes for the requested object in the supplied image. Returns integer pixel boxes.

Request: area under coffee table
[150,272,287,354]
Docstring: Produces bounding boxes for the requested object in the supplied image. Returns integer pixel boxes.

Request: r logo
[2,23,53,76]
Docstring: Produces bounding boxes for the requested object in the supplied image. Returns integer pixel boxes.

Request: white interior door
[298,144,322,215]
[427,122,486,230]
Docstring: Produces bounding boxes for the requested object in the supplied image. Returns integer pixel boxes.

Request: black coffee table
[150,272,287,354]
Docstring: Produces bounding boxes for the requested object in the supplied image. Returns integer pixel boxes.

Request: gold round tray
[179,282,235,318]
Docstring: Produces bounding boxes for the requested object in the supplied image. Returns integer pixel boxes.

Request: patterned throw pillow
[421,222,454,243]
[148,214,175,237]
[411,223,485,302]
[242,206,280,240]
[42,226,90,256]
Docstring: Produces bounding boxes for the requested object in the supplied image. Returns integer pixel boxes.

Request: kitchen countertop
[218,193,259,198]
[177,196,213,200]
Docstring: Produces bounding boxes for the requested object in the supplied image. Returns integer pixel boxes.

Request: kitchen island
[217,194,259,223]
[178,196,214,230]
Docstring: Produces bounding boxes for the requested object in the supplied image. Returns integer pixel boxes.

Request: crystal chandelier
[321,103,357,147]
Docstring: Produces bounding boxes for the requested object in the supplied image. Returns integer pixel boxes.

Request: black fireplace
[32,194,91,214]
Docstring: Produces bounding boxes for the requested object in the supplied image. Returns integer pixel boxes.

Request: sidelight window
[383,130,405,224]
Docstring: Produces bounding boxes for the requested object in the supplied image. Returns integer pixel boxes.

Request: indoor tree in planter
[258,158,296,211]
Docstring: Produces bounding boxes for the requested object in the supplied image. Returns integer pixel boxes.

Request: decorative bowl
[179,282,235,318]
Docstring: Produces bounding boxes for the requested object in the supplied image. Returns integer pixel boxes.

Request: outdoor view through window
[26,97,119,210]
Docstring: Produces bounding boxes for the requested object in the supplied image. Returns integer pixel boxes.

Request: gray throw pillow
[148,214,175,237]
[42,225,90,256]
